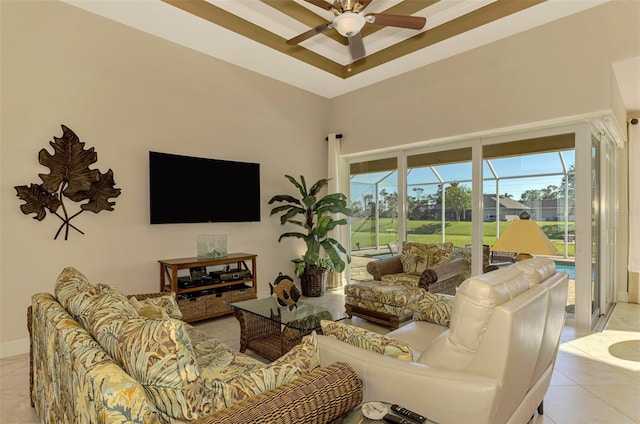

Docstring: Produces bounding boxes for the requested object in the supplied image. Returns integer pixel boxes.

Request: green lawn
[351,218,575,256]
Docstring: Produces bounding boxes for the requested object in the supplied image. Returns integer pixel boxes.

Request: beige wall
[331,1,639,155]
[0,1,330,352]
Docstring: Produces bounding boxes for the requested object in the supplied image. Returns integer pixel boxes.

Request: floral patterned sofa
[28,267,362,424]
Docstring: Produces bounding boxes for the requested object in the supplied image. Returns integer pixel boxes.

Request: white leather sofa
[318,257,568,424]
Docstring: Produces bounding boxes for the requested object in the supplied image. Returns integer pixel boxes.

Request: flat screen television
[149,151,260,224]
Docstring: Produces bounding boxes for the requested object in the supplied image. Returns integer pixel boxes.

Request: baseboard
[0,337,29,359]
[617,291,629,302]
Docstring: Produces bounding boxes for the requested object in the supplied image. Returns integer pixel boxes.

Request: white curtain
[327,133,347,289]
[628,118,640,303]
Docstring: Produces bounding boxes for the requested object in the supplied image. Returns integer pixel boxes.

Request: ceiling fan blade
[348,32,366,61]
[286,22,333,45]
[358,0,373,10]
[365,13,427,30]
[303,0,334,11]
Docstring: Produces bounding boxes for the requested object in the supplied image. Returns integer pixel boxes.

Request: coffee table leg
[234,309,249,353]
[233,309,284,359]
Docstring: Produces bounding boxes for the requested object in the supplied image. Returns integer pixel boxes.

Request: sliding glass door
[406,148,473,247]
[592,129,618,320]
[345,119,622,330]
[349,157,399,281]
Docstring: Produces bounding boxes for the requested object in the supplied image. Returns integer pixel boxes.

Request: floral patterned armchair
[366,242,470,295]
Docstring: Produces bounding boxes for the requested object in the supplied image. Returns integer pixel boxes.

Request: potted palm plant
[269,175,352,297]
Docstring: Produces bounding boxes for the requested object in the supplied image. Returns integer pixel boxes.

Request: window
[406,148,473,246]
[349,158,398,280]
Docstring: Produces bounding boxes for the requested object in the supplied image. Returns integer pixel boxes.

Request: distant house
[481,195,529,222]
[409,195,575,223]
[411,194,529,222]
[522,198,576,222]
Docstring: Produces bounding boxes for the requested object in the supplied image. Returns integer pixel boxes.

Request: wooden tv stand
[158,253,257,322]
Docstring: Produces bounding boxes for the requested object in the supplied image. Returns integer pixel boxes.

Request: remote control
[383,414,412,424]
[391,404,427,423]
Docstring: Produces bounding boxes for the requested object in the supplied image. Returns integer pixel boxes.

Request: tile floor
[1,296,638,424]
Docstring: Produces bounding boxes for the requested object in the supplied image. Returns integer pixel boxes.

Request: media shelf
[159,253,257,322]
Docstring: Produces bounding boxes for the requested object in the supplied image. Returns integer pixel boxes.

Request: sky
[350,150,575,204]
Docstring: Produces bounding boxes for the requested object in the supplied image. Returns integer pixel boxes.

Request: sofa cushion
[380,273,421,286]
[413,293,454,327]
[320,320,413,361]
[209,363,302,411]
[117,317,208,420]
[515,257,556,286]
[345,281,423,307]
[129,292,183,320]
[400,242,453,274]
[187,325,264,382]
[418,266,530,370]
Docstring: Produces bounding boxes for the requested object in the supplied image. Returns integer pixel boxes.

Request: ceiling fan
[286,0,427,62]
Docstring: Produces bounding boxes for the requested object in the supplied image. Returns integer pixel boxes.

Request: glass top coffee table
[226,296,348,361]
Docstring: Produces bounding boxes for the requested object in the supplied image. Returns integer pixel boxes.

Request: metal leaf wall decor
[15,125,122,240]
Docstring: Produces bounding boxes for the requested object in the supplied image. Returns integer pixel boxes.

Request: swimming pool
[369,253,393,260]
[554,261,576,279]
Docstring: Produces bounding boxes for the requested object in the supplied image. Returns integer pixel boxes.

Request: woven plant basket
[300,265,327,297]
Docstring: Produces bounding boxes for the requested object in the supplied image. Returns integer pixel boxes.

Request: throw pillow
[85,285,140,364]
[400,242,429,273]
[273,331,320,374]
[72,283,138,335]
[209,363,302,411]
[320,320,413,361]
[129,292,182,320]
[451,246,471,262]
[413,293,454,327]
[400,242,454,274]
[117,317,208,420]
[54,267,93,312]
[425,242,454,268]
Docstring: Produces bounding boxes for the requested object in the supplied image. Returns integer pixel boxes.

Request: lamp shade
[491,212,557,257]
[333,12,366,36]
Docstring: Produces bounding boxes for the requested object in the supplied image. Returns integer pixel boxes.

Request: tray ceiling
[64,0,609,98]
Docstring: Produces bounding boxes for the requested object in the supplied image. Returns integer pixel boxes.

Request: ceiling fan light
[333,12,365,36]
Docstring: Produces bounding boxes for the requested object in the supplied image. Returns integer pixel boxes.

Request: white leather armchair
[319,258,568,424]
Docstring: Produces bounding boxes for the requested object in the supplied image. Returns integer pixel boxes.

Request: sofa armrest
[366,255,404,280]
[30,294,162,424]
[419,258,470,295]
[192,362,362,424]
[317,335,499,424]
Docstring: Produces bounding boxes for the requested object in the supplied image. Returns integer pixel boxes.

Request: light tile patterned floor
[2,295,638,424]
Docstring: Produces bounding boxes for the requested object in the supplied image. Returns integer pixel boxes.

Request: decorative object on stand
[14,125,121,240]
[269,175,352,297]
[197,234,227,259]
[491,211,557,262]
[269,273,301,311]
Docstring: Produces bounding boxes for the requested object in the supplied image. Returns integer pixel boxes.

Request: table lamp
[491,211,557,261]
